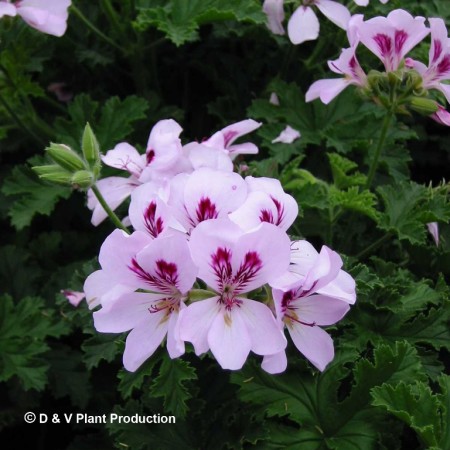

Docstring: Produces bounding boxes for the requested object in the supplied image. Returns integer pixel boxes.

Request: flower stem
[70,4,126,54]
[91,184,130,234]
[365,110,394,189]
[355,233,391,260]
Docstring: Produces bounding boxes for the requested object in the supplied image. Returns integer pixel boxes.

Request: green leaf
[1,159,71,229]
[329,186,379,221]
[377,181,450,246]
[371,381,442,447]
[0,295,70,390]
[118,355,161,399]
[328,153,367,189]
[150,357,197,418]
[135,0,265,46]
[81,334,123,370]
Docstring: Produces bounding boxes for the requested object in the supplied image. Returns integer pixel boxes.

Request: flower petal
[263,0,285,35]
[0,2,17,18]
[293,294,350,326]
[102,143,145,177]
[288,324,334,371]
[262,351,287,374]
[287,6,320,45]
[316,0,351,30]
[306,78,349,104]
[271,125,301,144]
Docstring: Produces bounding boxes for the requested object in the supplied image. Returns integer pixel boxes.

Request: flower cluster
[0,0,71,37]
[83,119,356,373]
[306,9,450,126]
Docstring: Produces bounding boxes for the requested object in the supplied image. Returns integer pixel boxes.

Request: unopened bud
[46,143,85,172]
[33,164,73,185]
[81,123,100,169]
[367,70,384,91]
[409,97,439,116]
[388,70,403,86]
[71,170,94,188]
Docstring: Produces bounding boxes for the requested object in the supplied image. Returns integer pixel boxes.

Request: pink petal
[239,299,287,355]
[287,6,320,45]
[436,83,450,104]
[208,308,252,370]
[87,176,138,226]
[431,104,450,126]
[263,0,285,35]
[123,315,170,371]
[353,0,368,6]
[61,290,85,307]
[185,142,233,172]
[146,119,183,172]
[0,2,17,18]
[428,18,448,65]
[288,324,334,371]
[261,351,287,374]
[166,307,185,358]
[102,143,145,178]
[271,125,301,144]
[218,119,262,148]
[316,0,351,30]
[17,0,71,37]
[189,219,242,291]
[305,78,349,104]
[227,142,259,157]
[270,92,280,105]
[427,222,439,246]
[293,295,350,326]
[317,270,356,304]
[178,297,221,356]
[134,233,197,295]
[93,292,166,333]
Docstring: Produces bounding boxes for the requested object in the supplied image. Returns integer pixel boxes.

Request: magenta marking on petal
[259,197,285,226]
[330,61,344,75]
[128,258,179,294]
[196,197,219,223]
[143,201,164,238]
[433,39,443,63]
[437,55,450,77]
[233,251,262,292]
[281,290,316,327]
[223,130,239,147]
[374,33,392,57]
[146,150,155,165]
[394,30,408,55]
[260,209,274,224]
[211,247,233,289]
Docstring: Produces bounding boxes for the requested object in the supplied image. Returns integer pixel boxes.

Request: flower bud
[46,143,86,172]
[71,170,94,188]
[81,123,101,169]
[33,164,73,185]
[409,97,439,116]
[367,70,384,91]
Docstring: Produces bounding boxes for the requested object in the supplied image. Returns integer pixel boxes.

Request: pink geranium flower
[263,0,351,45]
[93,234,197,371]
[0,0,71,37]
[179,219,290,370]
[355,9,429,72]
[263,244,353,374]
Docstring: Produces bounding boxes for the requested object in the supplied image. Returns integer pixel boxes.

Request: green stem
[91,184,130,234]
[101,0,126,38]
[0,91,46,145]
[355,234,391,260]
[365,110,394,189]
[70,5,125,53]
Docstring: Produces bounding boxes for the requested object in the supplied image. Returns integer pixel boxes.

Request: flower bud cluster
[83,118,357,373]
[33,123,102,189]
[306,9,450,126]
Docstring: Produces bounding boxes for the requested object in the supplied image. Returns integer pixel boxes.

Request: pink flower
[431,104,450,127]
[306,45,367,104]
[287,1,351,45]
[271,125,301,144]
[93,234,198,371]
[355,9,429,72]
[354,0,389,6]
[272,240,356,304]
[0,0,71,37]
[47,82,72,102]
[61,290,85,307]
[87,119,184,226]
[262,0,285,35]
[263,245,353,373]
[179,219,290,370]
[407,18,450,104]
[229,176,298,232]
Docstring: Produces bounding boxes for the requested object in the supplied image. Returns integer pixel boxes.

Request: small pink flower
[355,9,429,72]
[287,1,351,45]
[47,82,72,102]
[179,219,290,370]
[93,234,198,371]
[306,45,367,104]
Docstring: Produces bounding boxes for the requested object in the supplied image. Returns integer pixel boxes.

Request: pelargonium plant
[1,1,449,449]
